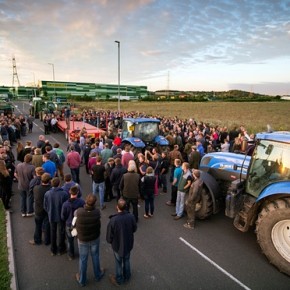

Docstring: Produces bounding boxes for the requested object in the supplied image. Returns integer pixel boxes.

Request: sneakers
[22,213,26,217]
[148,214,153,218]
[174,216,182,220]
[183,223,194,229]
[166,201,175,206]
[144,214,149,219]
[109,274,120,287]
[26,212,35,217]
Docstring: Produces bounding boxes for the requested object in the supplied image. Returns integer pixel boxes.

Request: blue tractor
[198,131,290,276]
[121,117,169,150]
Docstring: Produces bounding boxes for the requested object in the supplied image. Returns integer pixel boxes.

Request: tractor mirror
[265,144,273,155]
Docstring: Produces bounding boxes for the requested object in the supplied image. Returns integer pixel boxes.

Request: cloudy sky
[1,0,290,95]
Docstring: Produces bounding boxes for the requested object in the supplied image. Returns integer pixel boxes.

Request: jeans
[113,252,131,285]
[20,190,34,214]
[50,221,66,255]
[176,190,186,217]
[70,168,80,183]
[144,196,154,215]
[34,214,50,245]
[65,226,75,258]
[92,181,105,208]
[78,238,103,286]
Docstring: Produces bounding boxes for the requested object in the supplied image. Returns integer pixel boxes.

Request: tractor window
[246,140,290,197]
[121,121,134,139]
[134,122,159,142]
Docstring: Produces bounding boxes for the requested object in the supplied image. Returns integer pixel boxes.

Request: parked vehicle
[30,97,71,120]
[198,131,290,275]
[0,101,14,115]
[121,117,169,150]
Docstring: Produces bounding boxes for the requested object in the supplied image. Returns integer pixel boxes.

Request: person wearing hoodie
[61,185,85,260]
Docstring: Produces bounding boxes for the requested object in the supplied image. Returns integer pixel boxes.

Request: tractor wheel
[195,186,213,220]
[256,198,290,276]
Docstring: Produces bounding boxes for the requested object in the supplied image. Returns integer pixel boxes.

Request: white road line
[179,237,251,290]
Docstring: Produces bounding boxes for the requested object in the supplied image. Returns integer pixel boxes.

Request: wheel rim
[272,219,290,263]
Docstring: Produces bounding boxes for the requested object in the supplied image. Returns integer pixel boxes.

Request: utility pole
[12,56,21,87]
[48,63,55,100]
[115,40,120,113]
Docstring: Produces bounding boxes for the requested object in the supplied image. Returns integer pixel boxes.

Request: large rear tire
[195,186,213,220]
[256,198,290,276]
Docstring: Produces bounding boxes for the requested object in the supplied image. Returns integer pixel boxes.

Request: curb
[6,211,18,290]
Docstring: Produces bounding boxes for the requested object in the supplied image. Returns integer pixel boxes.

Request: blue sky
[0,0,290,95]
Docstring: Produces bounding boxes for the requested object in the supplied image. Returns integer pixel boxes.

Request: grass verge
[0,203,12,290]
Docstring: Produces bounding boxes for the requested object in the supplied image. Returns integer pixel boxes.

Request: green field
[0,205,11,290]
[77,101,290,133]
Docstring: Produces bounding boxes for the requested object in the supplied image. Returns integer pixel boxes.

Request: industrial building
[0,81,148,100]
[39,80,148,100]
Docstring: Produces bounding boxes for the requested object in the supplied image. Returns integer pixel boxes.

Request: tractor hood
[200,152,251,181]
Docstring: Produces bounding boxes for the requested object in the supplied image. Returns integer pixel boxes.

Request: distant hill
[149,89,282,102]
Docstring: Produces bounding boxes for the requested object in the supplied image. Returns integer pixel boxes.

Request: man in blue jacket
[106,198,137,286]
[61,185,85,260]
[44,177,68,256]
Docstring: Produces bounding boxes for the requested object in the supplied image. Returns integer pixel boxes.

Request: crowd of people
[0,108,256,286]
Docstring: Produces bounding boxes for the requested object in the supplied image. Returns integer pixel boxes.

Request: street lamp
[115,40,120,113]
[48,63,55,100]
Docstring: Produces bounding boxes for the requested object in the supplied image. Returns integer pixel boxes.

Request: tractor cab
[246,132,290,198]
[121,118,168,149]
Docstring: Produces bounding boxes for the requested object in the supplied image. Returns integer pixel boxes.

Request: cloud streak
[0,0,289,95]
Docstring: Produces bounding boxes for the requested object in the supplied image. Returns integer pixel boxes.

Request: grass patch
[0,203,12,290]
[76,101,290,134]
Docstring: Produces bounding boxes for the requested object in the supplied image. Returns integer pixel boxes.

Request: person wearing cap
[184,170,203,229]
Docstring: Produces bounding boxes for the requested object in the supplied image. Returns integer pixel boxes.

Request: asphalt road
[9,101,290,290]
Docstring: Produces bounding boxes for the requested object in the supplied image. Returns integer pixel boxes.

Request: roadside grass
[0,203,11,290]
[76,101,290,133]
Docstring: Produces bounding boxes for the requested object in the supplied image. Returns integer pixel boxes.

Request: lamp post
[115,40,120,113]
[48,63,55,100]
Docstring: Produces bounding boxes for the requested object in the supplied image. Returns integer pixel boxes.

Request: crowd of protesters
[0,107,257,286]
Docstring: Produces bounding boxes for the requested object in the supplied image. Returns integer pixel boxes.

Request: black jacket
[76,206,101,242]
[106,211,137,257]
[110,164,127,187]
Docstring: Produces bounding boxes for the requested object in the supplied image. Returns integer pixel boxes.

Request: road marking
[179,237,251,290]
